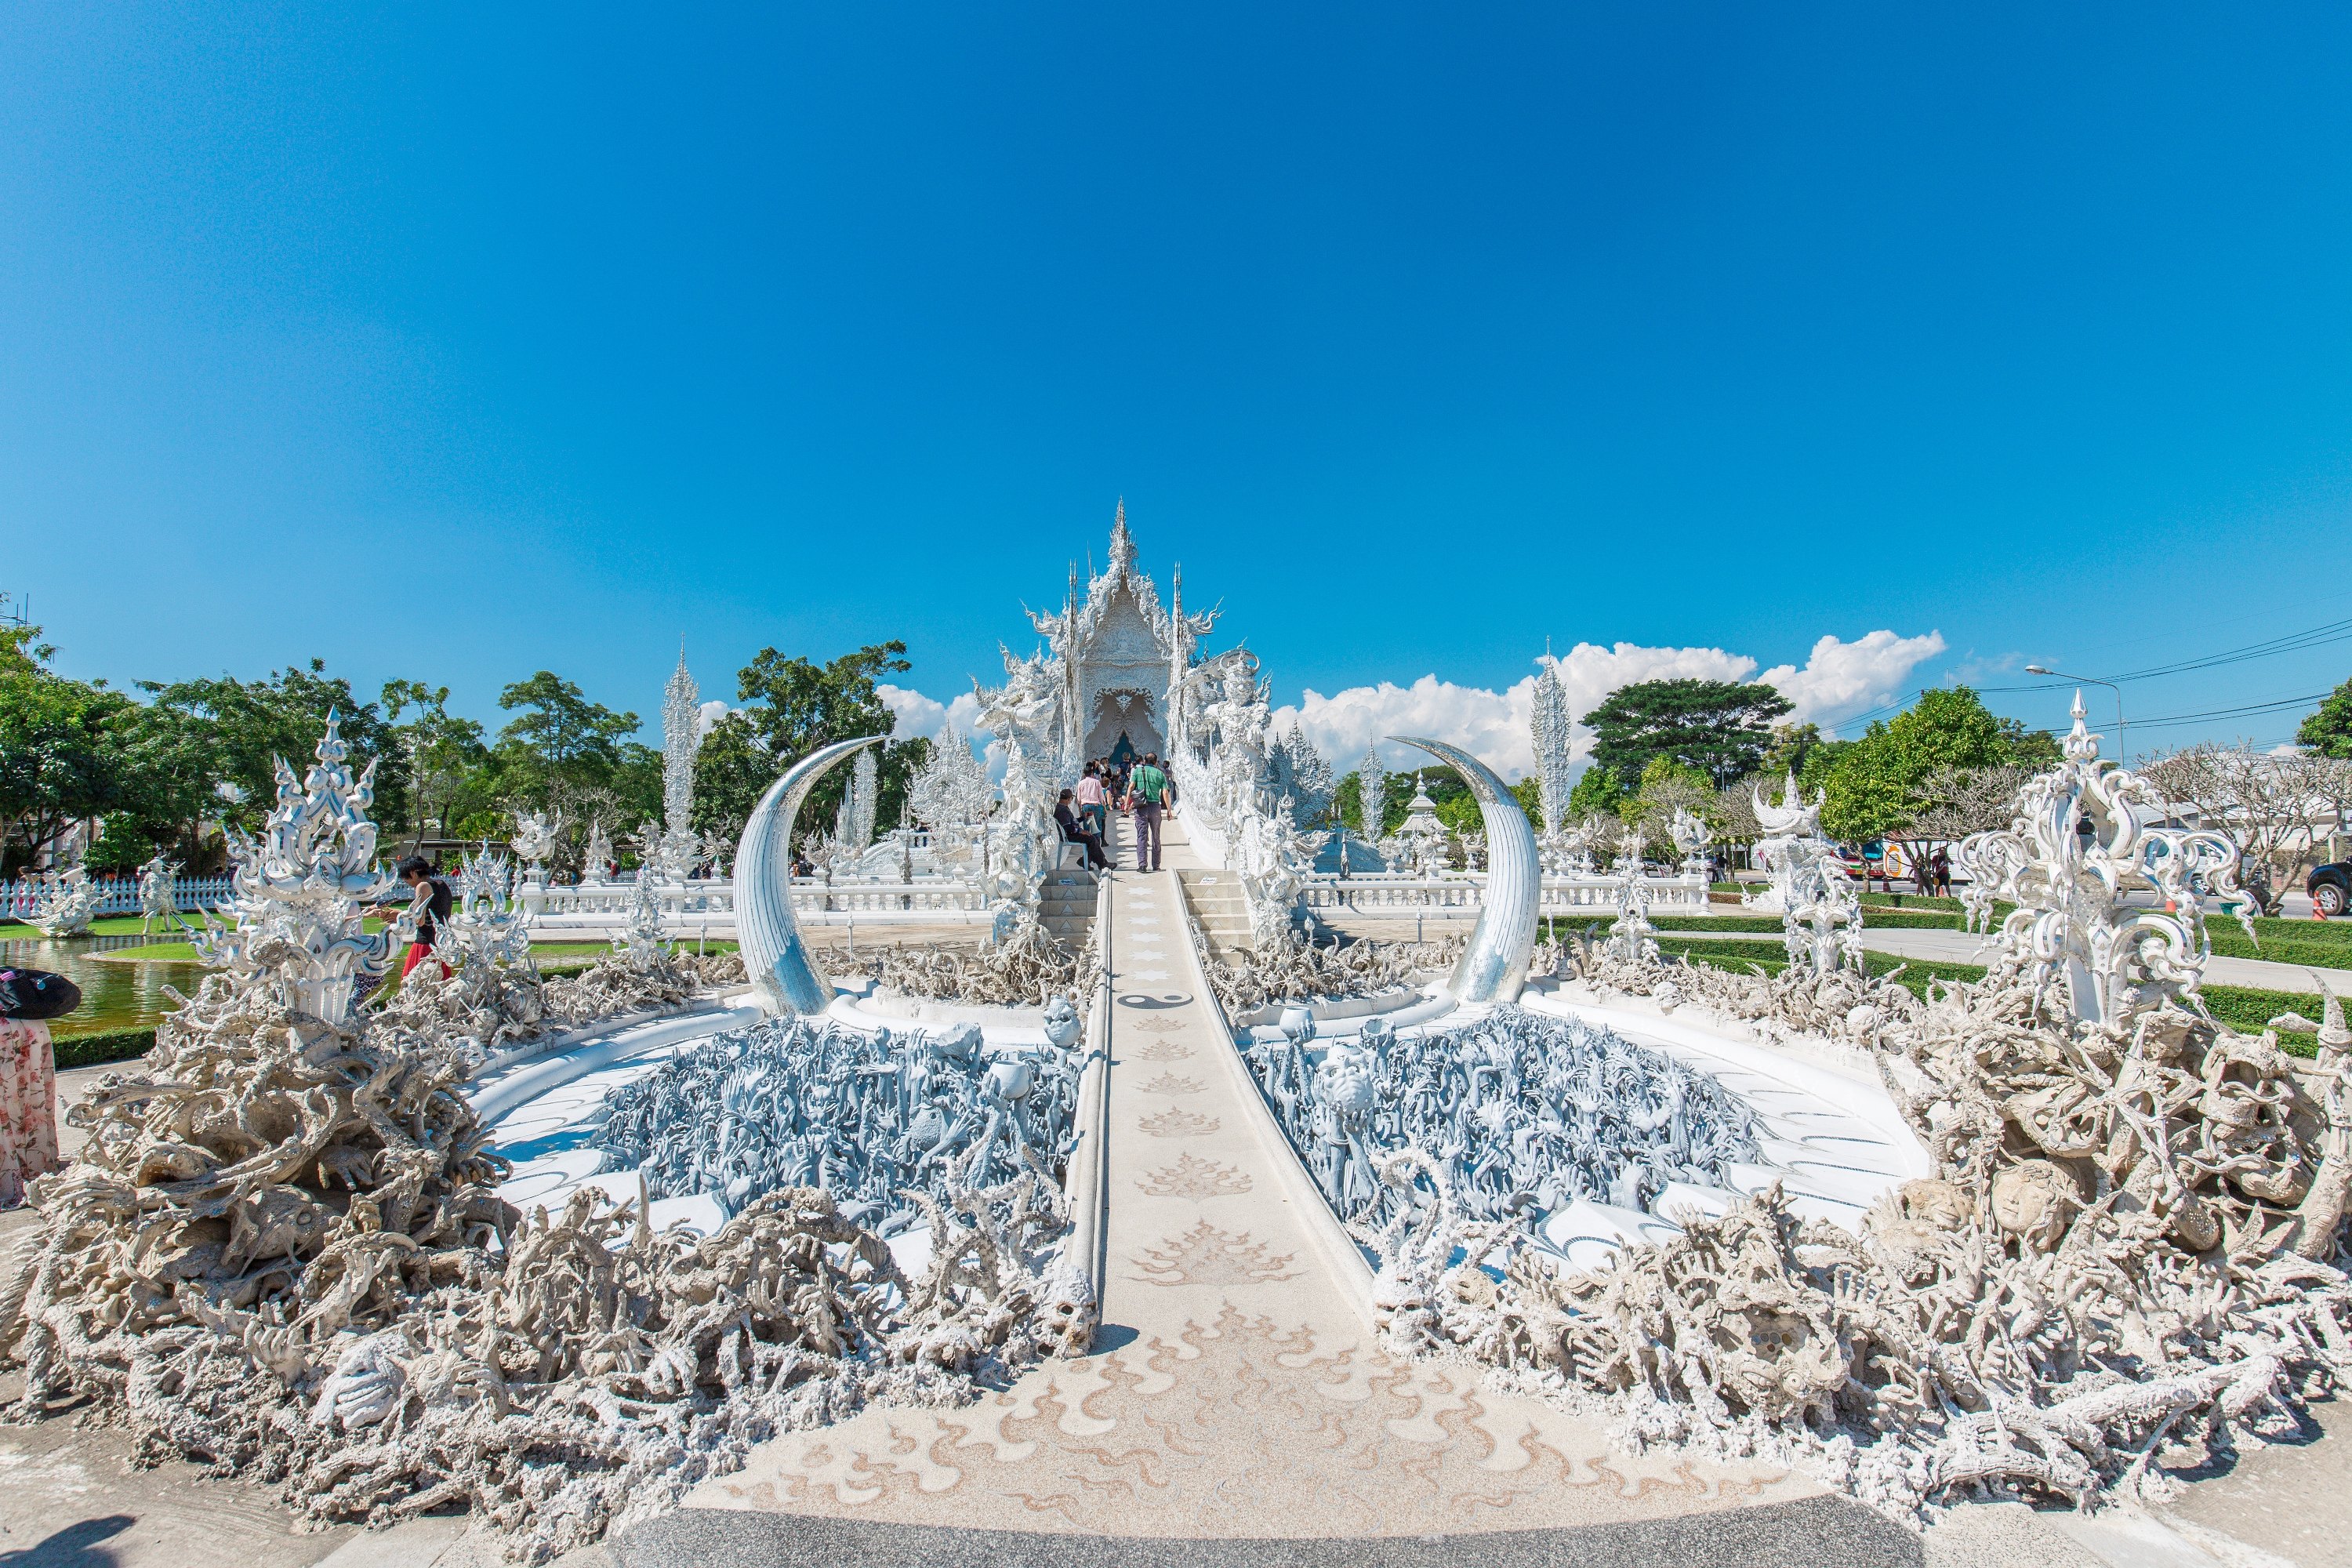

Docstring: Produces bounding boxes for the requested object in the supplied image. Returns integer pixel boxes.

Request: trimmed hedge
[53,1027,158,1069]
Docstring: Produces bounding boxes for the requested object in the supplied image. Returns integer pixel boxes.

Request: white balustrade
[1300,870,1711,918]
[1,874,234,923]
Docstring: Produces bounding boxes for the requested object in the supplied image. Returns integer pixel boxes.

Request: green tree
[494,672,641,800]
[0,626,133,873]
[2299,678,2352,760]
[120,659,396,865]
[381,680,489,852]
[1627,756,1715,855]
[1566,764,1625,822]
[1819,686,2056,851]
[1583,679,1793,789]
[693,641,923,848]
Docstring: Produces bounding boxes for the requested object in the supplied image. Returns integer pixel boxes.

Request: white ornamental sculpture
[614,865,673,974]
[907,725,993,854]
[657,648,705,882]
[448,843,535,976]
[973,649,1061,897]
[1955,693,2253,1025]
[1749,768,1861,975]
[192,714,411,1025]
[29,860,98,938]
[582,817,615,884]
[1603,822,1661,964]
[1670,804,1714,876]
[1530,655,1573,840]
[1356,741,1387,851]
[136,851,180,934]
[1394,771,1449,874]
[510,808,561,889]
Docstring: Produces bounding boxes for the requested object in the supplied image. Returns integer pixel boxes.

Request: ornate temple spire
[1530,654,1572,837]
[662,643,701,840]
[1108,497,1136,577]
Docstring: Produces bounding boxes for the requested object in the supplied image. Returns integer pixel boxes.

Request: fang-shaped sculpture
[1388,735,1538,1004]
[738,734,885,1016]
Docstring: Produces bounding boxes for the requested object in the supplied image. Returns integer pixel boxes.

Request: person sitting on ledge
[1054,788,1111,872]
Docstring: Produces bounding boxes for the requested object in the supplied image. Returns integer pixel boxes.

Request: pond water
[0,932,211,1037]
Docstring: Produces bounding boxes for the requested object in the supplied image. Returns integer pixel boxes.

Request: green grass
[53,1027,158,1069]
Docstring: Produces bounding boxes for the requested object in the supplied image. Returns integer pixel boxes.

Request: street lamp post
[2026,666,2126,761]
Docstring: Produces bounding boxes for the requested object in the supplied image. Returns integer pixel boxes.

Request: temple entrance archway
[1084,688,1162,766]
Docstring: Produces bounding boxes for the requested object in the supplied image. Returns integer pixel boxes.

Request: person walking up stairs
[1129,752,1170,872]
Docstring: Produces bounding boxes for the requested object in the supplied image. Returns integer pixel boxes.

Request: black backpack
[0,967,82,1022]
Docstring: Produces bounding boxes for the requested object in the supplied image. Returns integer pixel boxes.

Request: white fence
[0,875,234,921]
[521,875,993,934]
[1300,870,1711,918]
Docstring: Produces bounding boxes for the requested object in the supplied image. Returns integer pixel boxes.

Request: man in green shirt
[1129,753,1169,871]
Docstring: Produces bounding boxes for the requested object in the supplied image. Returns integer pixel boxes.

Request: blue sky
[7,5,2350,770]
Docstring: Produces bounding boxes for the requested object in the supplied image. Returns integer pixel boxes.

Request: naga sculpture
[1388,736,1540,1004]
[738,735,885,1016]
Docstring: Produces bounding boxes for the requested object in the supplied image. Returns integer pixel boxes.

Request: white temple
[1022,501,1219,773]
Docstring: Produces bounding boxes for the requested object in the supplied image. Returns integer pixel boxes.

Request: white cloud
[878,683,996,775]
[877,683,982,744]
[1759,630,1947,728]
[695,699,732,739]
[1276,632,1944,780]
[877,630,1945,785]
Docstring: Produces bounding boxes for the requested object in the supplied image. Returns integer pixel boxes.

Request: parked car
[2310,862,2350,917]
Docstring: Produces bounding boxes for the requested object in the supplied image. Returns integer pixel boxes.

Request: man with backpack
[1128,752,1170,872]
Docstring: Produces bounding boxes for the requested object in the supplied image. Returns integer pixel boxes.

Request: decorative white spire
[1530,655,1572,837]
[662,644,701,840]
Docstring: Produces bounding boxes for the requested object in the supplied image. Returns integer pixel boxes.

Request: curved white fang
[1387,735,1540,1004]
[736,734,886,1016]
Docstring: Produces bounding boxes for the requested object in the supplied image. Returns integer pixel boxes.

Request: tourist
[1929,846,1952,897]
[1076,764,1109,840]
[0,965,78,1207]
[1130,752,1170,871]
[1054,788,1110,871]
[394,855,455,980]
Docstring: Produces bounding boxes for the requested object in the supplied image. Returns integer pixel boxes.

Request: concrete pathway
[1670,924,2352,996]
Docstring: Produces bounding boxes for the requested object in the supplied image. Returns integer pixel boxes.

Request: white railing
[1,874,234,921]
[517,873,993,932]
[1301,870,1711,917]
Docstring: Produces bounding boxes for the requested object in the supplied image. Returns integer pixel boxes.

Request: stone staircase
[1037,865,1101,946]
[1175,868,1254,960]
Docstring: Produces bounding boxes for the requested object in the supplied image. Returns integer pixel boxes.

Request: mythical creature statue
[510,808,562,888]
[1748,768,1862,975]
[136,851,180,934]
[27,842,98,938]
[972,649,1061,898]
